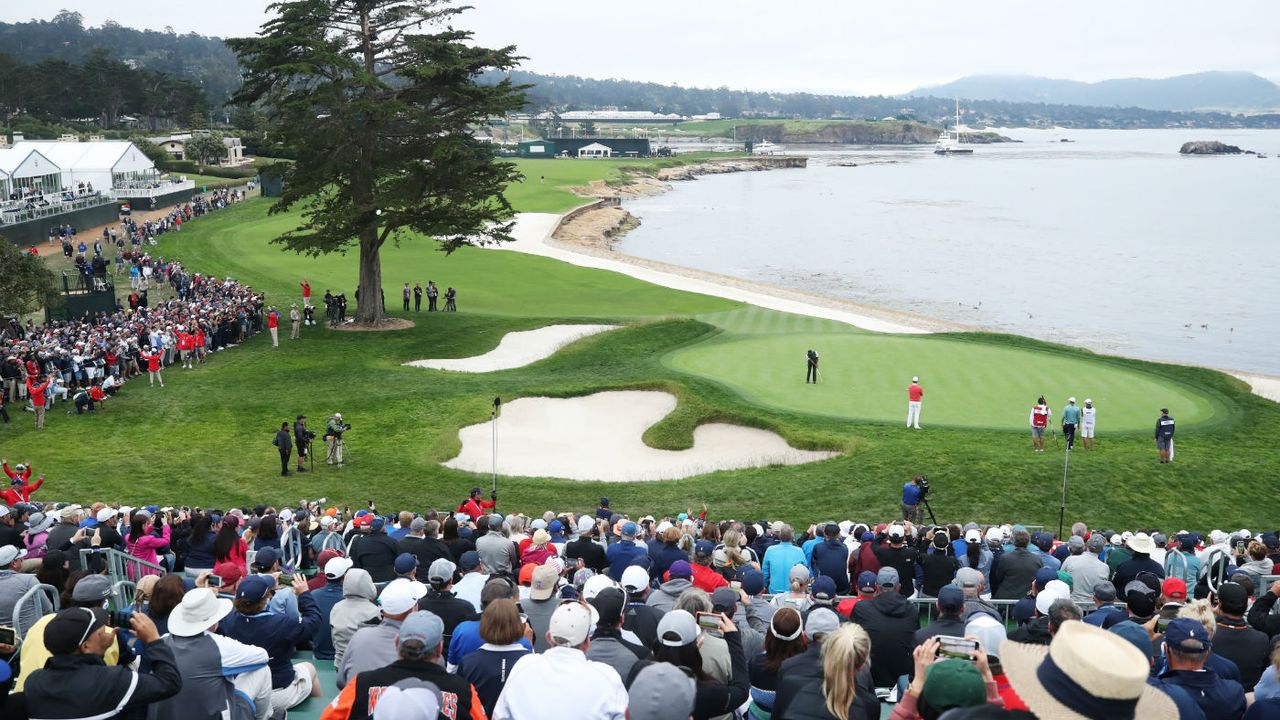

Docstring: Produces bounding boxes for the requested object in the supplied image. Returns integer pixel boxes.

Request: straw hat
[168,588,234,637]
[1003,620,1176,719]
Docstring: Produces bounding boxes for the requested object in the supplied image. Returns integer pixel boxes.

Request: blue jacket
[649,543,688,581]
[762,543,806,594]
[310,579,346,660]
[607,540,649,581]
[1149,677,1209,720]
[221,590,323,688]
[902,483,922,506]
[1160,667,1245,720]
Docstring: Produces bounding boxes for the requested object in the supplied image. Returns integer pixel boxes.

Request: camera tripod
[920,495,938,526]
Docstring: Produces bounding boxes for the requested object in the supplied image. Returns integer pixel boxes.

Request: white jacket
[492,646,627,720]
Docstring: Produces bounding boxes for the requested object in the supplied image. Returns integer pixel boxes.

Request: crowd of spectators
[0,489,1277,719]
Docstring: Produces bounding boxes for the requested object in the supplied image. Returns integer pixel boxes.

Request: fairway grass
[8,167,1279,529]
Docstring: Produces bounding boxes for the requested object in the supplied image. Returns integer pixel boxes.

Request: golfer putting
[806,349,820,384]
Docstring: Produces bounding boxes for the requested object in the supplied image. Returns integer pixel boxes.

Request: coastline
[503,158,1280,402]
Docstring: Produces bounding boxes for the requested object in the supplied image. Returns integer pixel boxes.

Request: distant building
[689,113,723,121]
[533,110,683,124]
[576,142,612,158]
[518,138,652,158]
[148,132,247,165]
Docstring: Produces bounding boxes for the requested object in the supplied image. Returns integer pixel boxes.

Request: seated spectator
[397,518,451,572]
[145,573,187,637]
[448,577,531,670]
[339,577,427,687]
[329,566,380,665]
[1009,581,1075,644]
[565,515,607,574]
[349,515,398,583]
[495,602,628,719]
[0,543,38,630]
[747,606,807,718]
[647,559,694,614]
[586,586,650,680]
[810,523,851,595]
[312,555,353,661]
[1212,581,1269,692]
[627,609,749,720]
[1159,618,1247,720]
[323,610,485,720]
[1114,532,1166,591]
[453,551,489,612]
[151,588,272,720]
[220,574,324,716]
[1082,580,1126,628]
[965,613,1029,712]
[892,636,1003,720]
[913,584,968,647]
[606,521,647,581]
[1179,599,1243,683]
[852,566,919,687]
[628,663,696,720]
[36,549,70,594]
[991,529,1043,600]
[19,607,181,718]
[690,540,729,593]
[521,528,556,567]
[420,558,482,653]
[621,565,663,649]
[15,574,135,691]
[457,598,532,716]
[836,570,879,618]
[772,564,814,614]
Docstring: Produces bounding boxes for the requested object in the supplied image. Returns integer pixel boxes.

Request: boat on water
[752,140,784,155]
[711,144,738,153]
[934,99,974,155]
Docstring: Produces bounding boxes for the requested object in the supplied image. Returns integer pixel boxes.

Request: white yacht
[752,140,784,155]
[934,99,973,155]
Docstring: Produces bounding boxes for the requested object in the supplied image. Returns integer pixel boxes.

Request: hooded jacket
[852,590,920,687]
[645,577,693,614]
[329,568,380,664]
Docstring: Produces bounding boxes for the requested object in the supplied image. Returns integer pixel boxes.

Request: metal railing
[79,547,166,590]
[112,179,195,198]
[13,583,60,639]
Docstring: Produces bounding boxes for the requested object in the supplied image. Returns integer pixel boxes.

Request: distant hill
[0,11,240,104]
[908,71,1280,112]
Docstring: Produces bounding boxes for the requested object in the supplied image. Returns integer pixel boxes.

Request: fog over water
[618,129,1280,375]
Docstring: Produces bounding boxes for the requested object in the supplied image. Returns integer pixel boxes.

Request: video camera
[916,474,930,497]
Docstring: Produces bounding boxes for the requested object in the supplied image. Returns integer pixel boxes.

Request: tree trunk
[355,224,383,323]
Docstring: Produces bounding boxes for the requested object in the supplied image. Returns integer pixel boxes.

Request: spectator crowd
[0,485,1278,719]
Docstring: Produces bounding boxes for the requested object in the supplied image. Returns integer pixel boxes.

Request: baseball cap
[1087,534,1106,552]
[804,607,841,640]
[1034,567,1059,590]
[1068,396,1076,403]
[253,547,279,571]
[1216,582,1249,614]
[1093,580,1117,602]
[1067,535,1085,550]
[657,609,701,647]
[629,662,697,720]
[937,585,965,612]
[621,565,651,594]
[379,579,428,614]
[426,559,456,585]
[548,601,594,646]
[96,507,117,523]
[1165,618,1212,654]
[324,556,354,580]
[408,517,426,532]
[373,679,441,720]
[45,607,109,656]
[668,560,692,579]
[740,569,765,596]
[530,518,547,531]
[582,573,616,601]
[530,565,559,601]
[398,610,444,649]
[548,519,564,533]
[921,659,986,711]
[394,553,419,576]
[810,576,837,602]
[620,522,638,538]
[72,574,114,603]
[954,567,983,590]
[878,566,900,588]
[964,528,981,544]
[590,587,627,625]
[694,540,716,558]
[857,571,878,591]
[236,575,275,603]
[577,516,595,535]
[1036,581,1070,615]
[888,524,905,539]
[1161,577,1188,602]
[213,563,244,587]
[0,545,28,566]
[789,564,811,584]
[1109,620,1155,665]
[458,551,481,571]
[912,376,919,382]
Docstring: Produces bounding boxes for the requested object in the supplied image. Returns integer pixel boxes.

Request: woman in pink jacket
[125,508,171,578]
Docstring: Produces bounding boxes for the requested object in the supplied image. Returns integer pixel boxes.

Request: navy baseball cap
[236,575,274,603]
[458,551,481,571]
[694,540,716,557]
[1165,618,1212,654]
[1034,567,1058,590]
[937,585,965,611]
[810,576,837,602]
[549,520,563,532]
[394,553,419,575]
[253,547,279,570]
[857,571,878,591]
[741,569,765,596]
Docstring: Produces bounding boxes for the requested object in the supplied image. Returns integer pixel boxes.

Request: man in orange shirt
[907,376,924,429]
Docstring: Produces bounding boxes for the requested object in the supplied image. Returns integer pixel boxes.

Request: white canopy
[12,140,155,189]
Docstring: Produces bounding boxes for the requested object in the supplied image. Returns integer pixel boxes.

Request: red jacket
[2,462,31,483]
[1,475,42,505]
[27,378,49,406]
[457,496,494,519]
[140,353,162,372]
[690,563,729,593]
[267,312,279,329]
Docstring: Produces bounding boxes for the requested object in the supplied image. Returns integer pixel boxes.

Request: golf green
[664,330,1224,431]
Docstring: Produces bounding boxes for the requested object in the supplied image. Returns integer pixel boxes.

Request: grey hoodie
[644,577,692,615]
[329,568,380,664]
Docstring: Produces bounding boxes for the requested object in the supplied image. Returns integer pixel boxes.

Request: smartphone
[207,574,224,588]
[519,613,529,625]
[1236,541,1247,553]
[730,580,742,590]
[695,612,721,630]
[0,625,15,645]
[278,572,295,586]
[935,635,980,660]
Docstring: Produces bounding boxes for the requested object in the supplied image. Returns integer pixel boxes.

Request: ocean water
[618,129,1280,375]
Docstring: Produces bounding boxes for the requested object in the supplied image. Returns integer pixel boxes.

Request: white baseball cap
[1068,397,1076,403]
[324,556,354,580]
[1085,398,1092,404]
[548,602,593,647]
[912,376,919,382]
[97,508,118,523]
[621,565,650,593]
[379,579,427,614]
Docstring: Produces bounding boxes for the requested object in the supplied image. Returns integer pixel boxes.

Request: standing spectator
[919,531,960,597]
[28,372,51,427]
[1061,396,1081,450]
[349,516,399,583]
[852,566,920,687]
[1113,532,1165,591]
[413,282,423,312]
[221,574,324,716]
[606,521,647,581]
[873,525,920,596]
[126,509,171,575]
[290,304,301,340]
[402,283,411,312]
[810,523,850,595]
[762,524,805,594]
[493,602,629,719]
[476,514,519,576]
[266,306,280,347]
[565,516,607,575]
[272,421,293,477]
[426,281,438,311]
[906,376,924,429]
[1166,533,1204,586]
[300,279,312,307]
[1156,407,1176,463]
[214,514,248,571]
[21,608,181,718]
[444,286,457,312]
[139,346,164,387]
[991,529,1044,600]
[1062,533,1110,602]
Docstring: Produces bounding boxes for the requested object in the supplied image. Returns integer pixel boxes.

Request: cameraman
[326,413,349,467]
[902,475,926,524]
[293,414,312,473]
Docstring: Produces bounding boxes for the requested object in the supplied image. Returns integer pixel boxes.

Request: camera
[916,475,931,497]
[303,430,317,440]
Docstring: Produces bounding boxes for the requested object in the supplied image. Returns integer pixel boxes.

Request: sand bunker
[442,390,837,481]
[404,324,618,373]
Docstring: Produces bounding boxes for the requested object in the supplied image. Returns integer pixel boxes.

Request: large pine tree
[228,0,526,323]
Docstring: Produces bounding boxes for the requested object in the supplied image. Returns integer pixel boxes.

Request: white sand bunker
[443,390,838,482]
[404,324,618,373]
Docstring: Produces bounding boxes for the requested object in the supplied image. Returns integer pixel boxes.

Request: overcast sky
[6,1,1279,95]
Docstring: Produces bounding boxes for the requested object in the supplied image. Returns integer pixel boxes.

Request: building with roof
[12,140,158,191]
[576,142,613,158]
[0,146,61,200]
[517,138,652,159]
[148,133,246,165]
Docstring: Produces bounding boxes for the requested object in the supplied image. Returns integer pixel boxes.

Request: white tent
[12,140,156,190]
[577,142,612,158]
[0,146,62,199]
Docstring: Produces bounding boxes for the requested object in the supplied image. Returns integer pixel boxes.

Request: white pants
[907,401,922,428]
[269,327,279,347]
[269,662,314,718]
[1081,423,1095,438]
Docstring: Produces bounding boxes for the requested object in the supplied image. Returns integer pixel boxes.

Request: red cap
[353,514,373,528]
[519,563,536,586]
[213,562,244,587]
[1161,577,1188,602]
